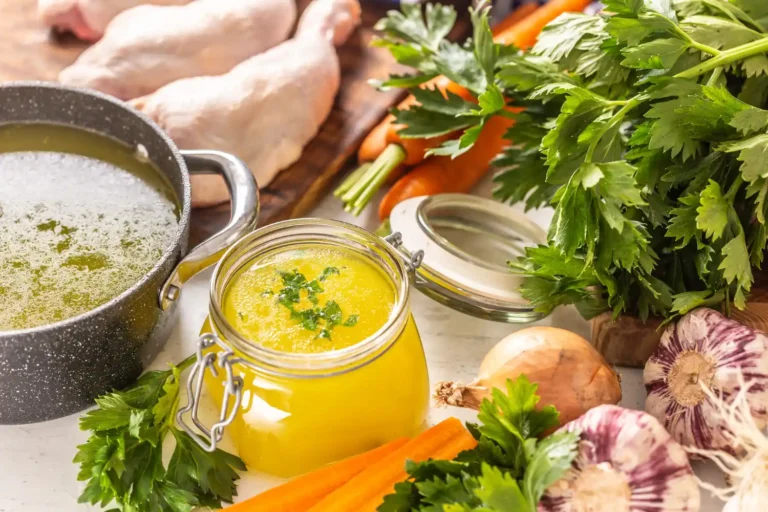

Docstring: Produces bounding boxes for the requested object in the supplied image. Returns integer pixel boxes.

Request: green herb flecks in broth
[0,123,179,330]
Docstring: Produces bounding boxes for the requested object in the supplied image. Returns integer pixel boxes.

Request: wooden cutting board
[0,0,469,245]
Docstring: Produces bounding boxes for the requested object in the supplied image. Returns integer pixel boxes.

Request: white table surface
[0,179,724,511]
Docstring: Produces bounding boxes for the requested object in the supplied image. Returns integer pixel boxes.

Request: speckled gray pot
[0,83,259,424]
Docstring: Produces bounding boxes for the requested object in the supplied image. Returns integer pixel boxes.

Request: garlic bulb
[686,376,768,511]
[539,405,700,512]
[644,308,768,451]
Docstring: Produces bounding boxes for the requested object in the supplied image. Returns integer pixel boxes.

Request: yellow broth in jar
[223,246,396,353]
[207,245,429,476]
[0,123,179,330]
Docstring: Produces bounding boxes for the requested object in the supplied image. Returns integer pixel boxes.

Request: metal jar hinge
[384,232,424,273]
[176,333,244,452]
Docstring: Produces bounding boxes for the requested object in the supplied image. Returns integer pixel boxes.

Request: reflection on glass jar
[194,220,430,477]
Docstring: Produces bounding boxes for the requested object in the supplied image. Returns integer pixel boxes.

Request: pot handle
[160,150,259,310]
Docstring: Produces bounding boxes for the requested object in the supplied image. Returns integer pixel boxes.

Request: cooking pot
[0,83,259,424]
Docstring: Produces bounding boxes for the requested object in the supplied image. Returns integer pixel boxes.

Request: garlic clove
[644,308,768,452]
[540,405,700,512]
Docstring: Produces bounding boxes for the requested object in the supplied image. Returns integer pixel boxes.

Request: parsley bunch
[74,358,245,511]
[379,375,579,511]
[375,0,768,320]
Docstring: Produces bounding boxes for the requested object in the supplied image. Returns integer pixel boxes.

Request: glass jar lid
[389,194,547,323]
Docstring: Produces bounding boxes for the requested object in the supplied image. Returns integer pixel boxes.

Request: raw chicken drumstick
[38,0,192,42]
[131,0,362,208]
[59,0,297,100]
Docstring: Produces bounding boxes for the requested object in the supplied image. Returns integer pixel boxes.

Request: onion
[435,327,622,427]
[540,405,700,512]
[686,375,768,511]
[644,308,768,452]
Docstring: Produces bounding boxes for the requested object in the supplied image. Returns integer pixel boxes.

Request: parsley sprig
[379,375,579,512]
[75,358,246,511]
[375,0,768,321]
[269,268,359,339]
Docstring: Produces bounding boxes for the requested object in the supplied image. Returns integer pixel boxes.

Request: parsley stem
[676,37,768,79]
[178,354,197,372]
[584,96,643,163]
[726,175,744,202]
[688,41,721,58]
[706,67,723,86]
[667,16,721,57]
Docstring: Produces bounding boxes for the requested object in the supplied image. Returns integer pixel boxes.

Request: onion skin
[435,327,622,427]
[540,405,700,512]
[644,308,768,452]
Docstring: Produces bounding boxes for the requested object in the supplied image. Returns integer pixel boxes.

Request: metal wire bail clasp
[384,231,424,273]
[177,332,243,452]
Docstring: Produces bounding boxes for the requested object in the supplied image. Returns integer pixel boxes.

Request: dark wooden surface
[0,0,469,245]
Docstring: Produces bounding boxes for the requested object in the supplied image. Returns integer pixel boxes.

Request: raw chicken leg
[38,0,192,41]
[59,0,297,100]
[131,0,361,208]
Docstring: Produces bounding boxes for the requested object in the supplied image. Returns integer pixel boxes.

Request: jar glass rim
[207,218,412,375]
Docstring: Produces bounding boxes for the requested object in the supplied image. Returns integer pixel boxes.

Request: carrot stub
[223,437,410,512]
[308,418,477,512]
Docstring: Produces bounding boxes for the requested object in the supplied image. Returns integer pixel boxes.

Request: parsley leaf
[521,432,580,506]
[696,180,730,241]
[719,231,753,308]
[75,358,245,511]
[670,289,725,316]
[719,134,768,183]
[392,87,477,139]
[374,2,456,52]
[621,38,689,69]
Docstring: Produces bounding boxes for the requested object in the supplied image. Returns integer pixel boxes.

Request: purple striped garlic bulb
[539,405,700,512]
[644,308,768,452]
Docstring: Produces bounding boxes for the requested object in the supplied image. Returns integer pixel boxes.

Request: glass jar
[178,195,548,477]
[179,219,430,477]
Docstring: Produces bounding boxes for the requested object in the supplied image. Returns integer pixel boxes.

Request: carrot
[379,111,518,221]
[495,0,594,49]
[307,418,476,512]
[355,1,536,169]
[224,437,410,512]
[386,78,474,166]
[358,427,479,511]
[491,2,538,37]
[358,115,393,163]
[338,3,548,215]
[356,78,468,165]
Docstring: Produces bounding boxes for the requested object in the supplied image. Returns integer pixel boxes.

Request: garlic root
[435,327,622,427]
[685,375,768,510]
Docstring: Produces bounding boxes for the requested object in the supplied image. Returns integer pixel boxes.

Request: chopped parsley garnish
[267,268,359,339]
[319,266,341,281]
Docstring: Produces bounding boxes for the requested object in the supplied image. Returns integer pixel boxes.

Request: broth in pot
[0,123,179,331]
